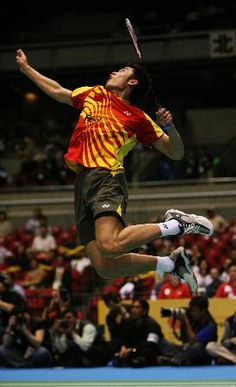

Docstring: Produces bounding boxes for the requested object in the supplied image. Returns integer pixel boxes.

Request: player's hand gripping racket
[125,17,172,130]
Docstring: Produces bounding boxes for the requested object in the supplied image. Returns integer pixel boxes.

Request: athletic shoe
[164,209,213,236]
[170,246,198,294]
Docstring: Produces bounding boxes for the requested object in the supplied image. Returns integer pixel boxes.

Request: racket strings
[125,17,162,109]
[125,18,142,60]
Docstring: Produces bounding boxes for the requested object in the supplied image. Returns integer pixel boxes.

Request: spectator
[70,253,91,275]
[157,274,192,299]
[103,291,130,352]
[194,259,212,294]
[206,311,236,364]
[205,267,222,298]
[119,275,144,300]
[6,273,26,300]
[197,147,213,178]
[0,307,52,367]
[47,254,72,291]
[0,236,13,267]
[215,263,236,298]
[206,208,229,235]
[42,288,71,323]
[8,241,30,272]
[169,295,217,366]
[50,308,111,367]
[0,211,13,237]
[15,135,41,182]
[183,151,197,179]
[25,208,48,235]
[188,243,203,268]
[220,257,232,283]
[0,272,27,330]
[112,298,179,367]
[31,225,57,256]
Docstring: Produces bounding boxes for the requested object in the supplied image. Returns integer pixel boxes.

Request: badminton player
[16,49,213,293]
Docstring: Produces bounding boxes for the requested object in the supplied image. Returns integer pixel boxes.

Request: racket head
[125,18,143,61]
[125,18,162,109]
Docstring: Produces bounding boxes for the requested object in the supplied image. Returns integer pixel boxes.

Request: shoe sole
[179,248,198,294]
[164,209,213,236]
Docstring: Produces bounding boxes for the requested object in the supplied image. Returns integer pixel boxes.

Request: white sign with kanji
[209,30,236,58]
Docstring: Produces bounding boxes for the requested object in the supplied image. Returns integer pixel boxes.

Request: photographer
[103,291,130,352]
[169,295,217,366]
[42,287,71,323]
[0,272,27,334]
[112,298,179,368]
[206,311,236,364]
[50,308,112,367]
[0,308,52,367]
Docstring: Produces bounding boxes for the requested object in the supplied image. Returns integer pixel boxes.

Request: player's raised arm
[16,49,72,105]
[152,107,184,160]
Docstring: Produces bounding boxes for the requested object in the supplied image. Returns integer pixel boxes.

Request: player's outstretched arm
[152,107,184,160]
[16,49,72,105]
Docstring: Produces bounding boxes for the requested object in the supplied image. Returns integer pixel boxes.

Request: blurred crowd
[0,206,236,368]
[0,131,219,187]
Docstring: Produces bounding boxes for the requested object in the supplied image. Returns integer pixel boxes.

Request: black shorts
[74,168,128,245]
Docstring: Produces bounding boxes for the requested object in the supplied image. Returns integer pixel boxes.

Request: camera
[16,314,26,325]
[161,307,189,318]
[11,314,26,333]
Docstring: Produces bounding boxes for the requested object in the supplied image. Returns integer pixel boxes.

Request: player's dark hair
[127,62,152,105]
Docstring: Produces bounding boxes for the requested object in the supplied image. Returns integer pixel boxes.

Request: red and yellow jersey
[64,85,164,172]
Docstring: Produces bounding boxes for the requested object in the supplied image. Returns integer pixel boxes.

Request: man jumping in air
[16,49,213,293]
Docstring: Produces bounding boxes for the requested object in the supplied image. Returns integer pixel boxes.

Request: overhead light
[24,92,38,103]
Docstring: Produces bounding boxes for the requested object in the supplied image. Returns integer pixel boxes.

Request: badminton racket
[125,18,173,130]
[125,17,161,108]
[125,17,143,62]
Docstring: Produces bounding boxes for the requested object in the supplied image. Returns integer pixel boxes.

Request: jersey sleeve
[70,86,93,110]
[135,112,164,146]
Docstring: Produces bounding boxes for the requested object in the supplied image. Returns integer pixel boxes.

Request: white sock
[156,256,175,277]
[158,219,180,237]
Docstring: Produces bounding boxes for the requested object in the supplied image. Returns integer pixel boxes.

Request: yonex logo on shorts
[102,204,110,208]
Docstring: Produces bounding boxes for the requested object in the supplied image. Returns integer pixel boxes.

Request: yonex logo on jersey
[124,111,131,116]
[102,204,110,208]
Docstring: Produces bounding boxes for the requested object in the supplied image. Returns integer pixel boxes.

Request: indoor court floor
[0,365,236,387]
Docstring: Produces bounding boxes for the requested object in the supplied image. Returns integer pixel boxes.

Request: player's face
[105,66,135,90]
